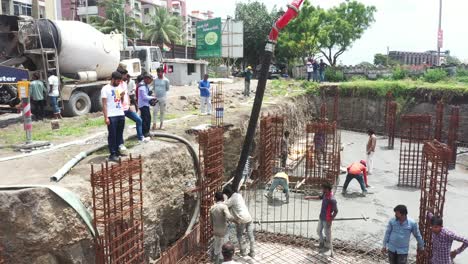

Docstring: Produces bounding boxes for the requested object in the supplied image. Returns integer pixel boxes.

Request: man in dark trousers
[210,192,233,264]
[29,73,47,120]
[244,66,253,96]
[319,59,327,83]
[138,73,156,137]
[305,182,338,257]
[101,71,126,162]
[342,160,368,196]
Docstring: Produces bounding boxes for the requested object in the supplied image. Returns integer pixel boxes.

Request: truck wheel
[90,90,103,112]
[63,91,91,117]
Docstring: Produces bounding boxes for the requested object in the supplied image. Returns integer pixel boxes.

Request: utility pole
[85,0,89,24]
[437,0,443,66]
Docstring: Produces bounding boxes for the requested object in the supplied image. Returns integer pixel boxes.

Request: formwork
[258,115,285,183]
[211,83,224,127]
[387,101,397,149]
[434,101,444,142]
[91,155,145,264]
[398,114,432,188]
[416,140,451,264]
[447,106,460,169]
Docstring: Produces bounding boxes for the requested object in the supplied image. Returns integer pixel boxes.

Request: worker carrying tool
[342,160,368,196]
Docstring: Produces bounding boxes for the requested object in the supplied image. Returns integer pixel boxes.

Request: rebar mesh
[447,106,460,169]
[387,101,397,149]
[258,115,285,183]
[211,83,224,127]
[434,101,444,142]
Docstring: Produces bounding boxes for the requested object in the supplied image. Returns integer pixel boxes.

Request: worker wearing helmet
[244,66,253,97]
[342,160,368,196]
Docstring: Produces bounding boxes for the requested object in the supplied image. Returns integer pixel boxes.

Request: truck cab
[121,46,163,76]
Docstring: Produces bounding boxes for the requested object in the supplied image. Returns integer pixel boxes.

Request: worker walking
[101,71,126,162]
[244,66,253,96]
[152,68,170,130]
[264,170,290,203]
[305,182,338,257]
[427,213,468,263]
[138,73,156,137]
[366,128,377,175]
[382,205,425,264]
[29,73,47,121]
[342,160,368,196]
[223,185,255,258]
[199,74,212,115]
[210,192,234,264]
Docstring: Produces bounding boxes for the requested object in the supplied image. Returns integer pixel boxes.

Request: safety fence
[91,155,145,264]
[417,140,451,264]
[398,114,432,188]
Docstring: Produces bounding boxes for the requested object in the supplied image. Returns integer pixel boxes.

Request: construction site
[1,1,468,264]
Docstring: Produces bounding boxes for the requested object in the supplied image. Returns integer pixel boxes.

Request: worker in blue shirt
[382,204,425,264]
[199,74,212,115]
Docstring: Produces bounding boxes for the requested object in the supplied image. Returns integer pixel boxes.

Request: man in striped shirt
[428,213,468,263]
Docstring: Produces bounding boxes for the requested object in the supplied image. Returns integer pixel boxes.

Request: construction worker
[382,205,424,264]
[221,242,241,264]
[244,66,253,96]
[305,182,338,257]
[342,160,368,196]
[199,74,212,115]
[366,128,377,174]
[427,212,468,263]
[223,185,255,258]
[138,73,157,137]
[210,192,234,264]
[29,72,47,121]
[152,67,170,130]
[264,170,290,203]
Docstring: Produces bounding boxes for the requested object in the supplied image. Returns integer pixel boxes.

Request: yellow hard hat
[247,66,252,70]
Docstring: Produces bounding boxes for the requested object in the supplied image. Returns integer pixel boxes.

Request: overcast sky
[187,0,468,64]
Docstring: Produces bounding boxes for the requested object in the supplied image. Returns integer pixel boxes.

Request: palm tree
[89,0,142,39]
[143,7,183,46]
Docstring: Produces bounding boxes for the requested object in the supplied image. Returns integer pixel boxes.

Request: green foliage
[456,76,468,83]
[235,1,278,67]
[144,7,183,45]
[392,66,409,80]
[324,68,345,82]
[446,56,461,66]
[423,69,448,83]
[374,53,398,66]
[456,68,468,77]
[316,1,377,66]
[358,61,374,67]
[89,0,143,39]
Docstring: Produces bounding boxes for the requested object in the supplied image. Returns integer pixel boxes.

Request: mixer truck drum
[36,19,61,53]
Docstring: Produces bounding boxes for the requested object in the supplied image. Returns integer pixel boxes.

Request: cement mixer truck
[0,15,163,116]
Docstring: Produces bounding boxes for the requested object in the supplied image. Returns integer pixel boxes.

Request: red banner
[438,29,443,48]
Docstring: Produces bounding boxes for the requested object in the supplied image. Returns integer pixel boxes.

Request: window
[192,34,195,39]
[187,64,196,75]
[144,8,149,14]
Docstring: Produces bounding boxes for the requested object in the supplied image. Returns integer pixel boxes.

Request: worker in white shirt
[223,185,255,258]
[210,192,234,264]
[222,242,241,264]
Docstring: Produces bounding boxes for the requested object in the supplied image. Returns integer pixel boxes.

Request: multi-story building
[389,50,450,66]
[1,0,46,17]
[141,0,166,24]
[186,10,215,47]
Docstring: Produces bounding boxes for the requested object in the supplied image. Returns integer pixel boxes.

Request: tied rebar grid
[333,88,339,123]
[387,101,397,149]
[258,115,285,183]
[320,103,328,120]
[305,120,341,186]
[434,101,444,142]
[384,91,393,133]
[91,155,145,264]
[198,127,225,252]
[417,140,451,264]
[253,231,388,264]
[398,114,432,188]
[211,83,224,127]
[158,224,204,264]
[447,106,460,169]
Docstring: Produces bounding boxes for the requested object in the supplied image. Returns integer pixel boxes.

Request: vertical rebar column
[211,83,224,127]
[320,103,328,120]
[259,115,274,183]
[398,115,432,188]
[91,155,145,264]
[333,88,339,124]
[434,101,444,142]
[387,102,397,149]
[198,127,224,253]
[447,106,459,169]
[384,91,393,134]
[417,140,451,264]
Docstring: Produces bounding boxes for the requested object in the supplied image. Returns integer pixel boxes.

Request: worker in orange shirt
[342,160,368,196]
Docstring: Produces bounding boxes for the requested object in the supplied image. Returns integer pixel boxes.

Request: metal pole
[123,3,127,49]
[85,0,89,23]
[437,0,442,66]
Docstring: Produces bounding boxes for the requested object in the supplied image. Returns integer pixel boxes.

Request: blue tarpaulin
[0,65,29,84]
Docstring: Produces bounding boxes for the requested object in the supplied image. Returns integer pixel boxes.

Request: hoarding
[196,18,222,58]
[222,20,243,58]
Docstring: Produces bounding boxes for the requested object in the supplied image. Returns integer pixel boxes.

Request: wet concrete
[242,130,468,263]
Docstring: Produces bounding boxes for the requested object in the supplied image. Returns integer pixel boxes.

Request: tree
[374,53,388,66]
[358,61,373,67]
[446,55,461,66]
[235,1,277,67]
[144,7,183,46]
[89,0,142,39]
[316,1,376,66]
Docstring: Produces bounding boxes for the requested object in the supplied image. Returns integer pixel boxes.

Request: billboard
[0,66,29,84]
[196,18,222,58]
[222,20,243,59]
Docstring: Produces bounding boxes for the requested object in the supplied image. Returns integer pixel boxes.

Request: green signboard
[196,18,222,58]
